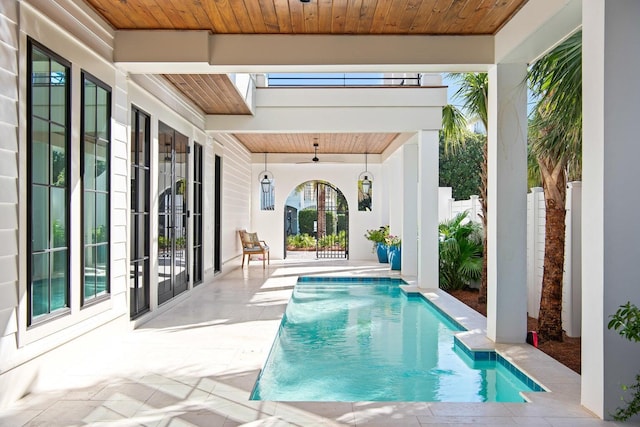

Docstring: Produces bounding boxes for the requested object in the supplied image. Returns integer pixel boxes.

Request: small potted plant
[364,225,389,263]
[385,235,401,270]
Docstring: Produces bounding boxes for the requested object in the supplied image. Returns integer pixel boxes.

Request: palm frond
[441,104,469,156]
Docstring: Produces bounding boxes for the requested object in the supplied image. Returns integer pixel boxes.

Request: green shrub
[317,231,347,249]
[287,233,316,249]
[608,302,640,421]
[298,209,316,235]
[438,211,483,291]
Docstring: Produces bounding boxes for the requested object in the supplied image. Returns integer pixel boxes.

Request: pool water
[251,278,543,402]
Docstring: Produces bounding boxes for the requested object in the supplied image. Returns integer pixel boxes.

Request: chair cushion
[242,232,261,249]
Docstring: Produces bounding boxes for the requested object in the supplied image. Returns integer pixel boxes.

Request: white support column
[402,143,419,278]
[486,63,528,343]
[527,187,544,319]
[582,1,640,419]
[563,182,581,338]
[417,130,439,288]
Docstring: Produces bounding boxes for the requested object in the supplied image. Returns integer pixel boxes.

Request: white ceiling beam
[495,0,582,64]
[206,106,443,133]
[114,32,495,73]
[206,86,446,133]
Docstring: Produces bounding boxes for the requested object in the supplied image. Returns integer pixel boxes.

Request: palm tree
[442,73,489,304]
[528,30,582,342]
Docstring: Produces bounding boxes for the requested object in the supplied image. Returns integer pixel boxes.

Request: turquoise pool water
[251,277,544,402]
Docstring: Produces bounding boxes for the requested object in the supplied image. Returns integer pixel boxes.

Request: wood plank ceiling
[84,0,527,35]
[83,0,528,155]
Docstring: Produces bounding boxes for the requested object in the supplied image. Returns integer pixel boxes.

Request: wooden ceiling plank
[212,0,243,33]
[192,75,231,113]
[317,0,334,33]
[419,0,453,33]
[272,0,293,33]
[430,0,470,33]
[289,0,306,33]
[86,0,139,28]
[212,75,253,114]
[202,0,230,32]
[186,0,220,29]
[356,0,379,33]
[460,0,493,34]
[481,0,524,34]
[444,0,481,34]
[344,0,364,34]
[138,0,175,28]
[407,0,438,33]
[256,0,280,33]
[397,0,422,33]
[242,0,269,33]
[303,1,320,34]
[148,0,188,30]
[162,0,198,28]
[331,0,348,33]
[228,0,257,32]
[382,0,410,33]
[369,0,394,34]
[164,75,210,113]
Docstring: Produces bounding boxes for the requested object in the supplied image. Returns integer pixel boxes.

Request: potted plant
[386,235,401,270]
[364,225,389,263]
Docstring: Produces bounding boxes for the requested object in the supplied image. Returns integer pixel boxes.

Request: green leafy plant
[438,211,483,291]
[317,231,347,250]
[364,225,389,251]
[608,302,640,421]
[287,233,316,249]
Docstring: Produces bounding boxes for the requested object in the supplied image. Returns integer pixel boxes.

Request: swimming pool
[251,277,544,402]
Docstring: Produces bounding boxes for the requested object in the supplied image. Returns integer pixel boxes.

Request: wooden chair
[238,230,270,268]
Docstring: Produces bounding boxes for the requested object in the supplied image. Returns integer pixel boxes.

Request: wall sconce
[259,152,273,193]
[358,152,373,195]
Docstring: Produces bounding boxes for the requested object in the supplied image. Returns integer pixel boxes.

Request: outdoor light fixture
[259,153,273,193]
[358,152,373,195]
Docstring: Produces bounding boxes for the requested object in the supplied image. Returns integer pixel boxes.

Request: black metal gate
[315,181,349,259]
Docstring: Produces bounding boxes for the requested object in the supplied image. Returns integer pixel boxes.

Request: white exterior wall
[214,133,252,265]
[251,162,384,261]
[0,1,20,408]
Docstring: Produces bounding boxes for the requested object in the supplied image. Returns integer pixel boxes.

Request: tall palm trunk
[536,155,567,342]
[317,182,326,239]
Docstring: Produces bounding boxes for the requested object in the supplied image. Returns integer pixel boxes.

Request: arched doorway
[284,180,349,259]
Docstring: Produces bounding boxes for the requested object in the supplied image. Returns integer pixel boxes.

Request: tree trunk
[477,140,488,304]
[317,182,326,239]
[537,156,567,342]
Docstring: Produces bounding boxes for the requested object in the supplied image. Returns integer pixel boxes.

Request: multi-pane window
[28,40,71,324]
[130,107,151,318]
[192,143,203,285]
[82,73,111,303]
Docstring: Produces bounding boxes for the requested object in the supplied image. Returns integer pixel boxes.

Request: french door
[130,107,150,318]
[158,122,189,305]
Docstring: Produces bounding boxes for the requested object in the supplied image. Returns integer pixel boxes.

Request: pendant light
[259,153,273,193]
[358,151,373,195]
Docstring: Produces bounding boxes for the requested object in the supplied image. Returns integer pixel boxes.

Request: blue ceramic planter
[388,247,401,270]
[376,243,389,263]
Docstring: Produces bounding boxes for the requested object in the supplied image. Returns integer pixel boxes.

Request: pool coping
[400,284,582,405]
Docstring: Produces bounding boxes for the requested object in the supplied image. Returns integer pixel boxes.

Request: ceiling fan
[296,142,343,164]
